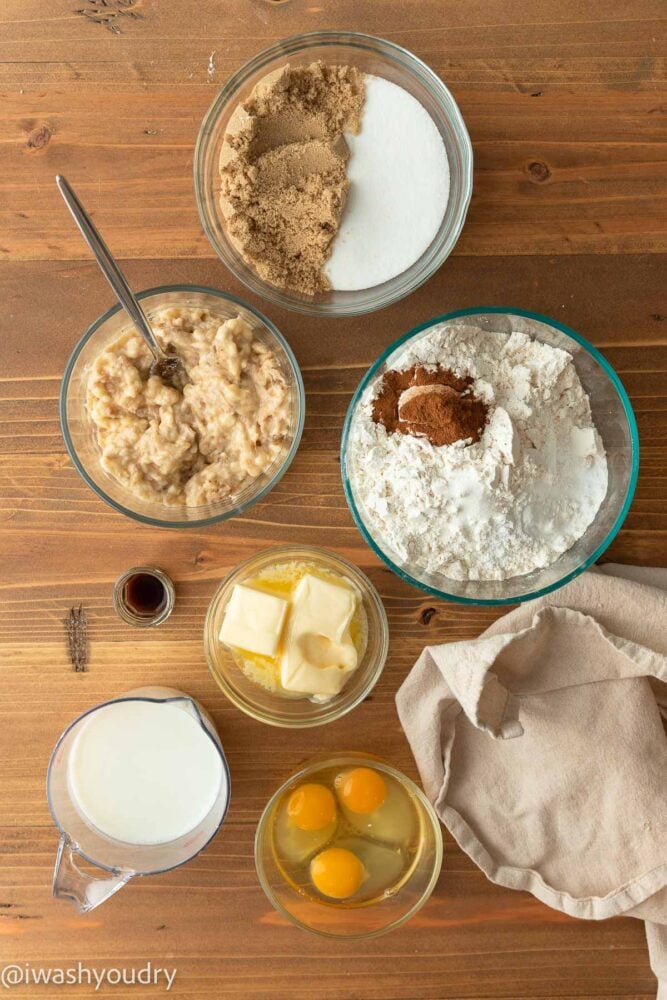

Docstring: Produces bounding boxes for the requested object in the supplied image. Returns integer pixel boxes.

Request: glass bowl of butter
[204,546,389,727]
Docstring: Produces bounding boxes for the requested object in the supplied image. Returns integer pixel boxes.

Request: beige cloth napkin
[396,564,667,997]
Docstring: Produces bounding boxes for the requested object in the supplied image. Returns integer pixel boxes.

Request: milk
[67,700,225,846]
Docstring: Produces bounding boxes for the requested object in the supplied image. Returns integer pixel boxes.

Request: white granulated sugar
[347,325,609,581]
[324,75,450,291]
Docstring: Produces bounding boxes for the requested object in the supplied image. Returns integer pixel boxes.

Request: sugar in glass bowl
[204,546,389,727]
[60,285,304,529]
[341,307,639,606]
[194,31,473,317]
[255,753,443,939]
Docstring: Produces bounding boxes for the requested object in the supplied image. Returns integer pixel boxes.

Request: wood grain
[1,1,666,260]
[0,2,666,998]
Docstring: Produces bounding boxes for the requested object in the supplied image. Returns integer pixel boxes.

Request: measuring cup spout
[52,834,133,913]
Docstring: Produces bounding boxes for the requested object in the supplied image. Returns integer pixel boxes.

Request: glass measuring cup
[46,687,230,912]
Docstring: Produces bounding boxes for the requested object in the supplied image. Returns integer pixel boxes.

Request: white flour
[347,324,609,581]
[324,75,450,291]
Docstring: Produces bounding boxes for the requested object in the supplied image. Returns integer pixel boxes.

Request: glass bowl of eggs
[255,753,443,938]
[203,546,389,727]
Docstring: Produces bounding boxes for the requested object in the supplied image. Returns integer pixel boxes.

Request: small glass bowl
[194,31,473,317]
[60,285,304,529]
[341,307,639,606]
[204,546,389,727]
[255,753,443,939]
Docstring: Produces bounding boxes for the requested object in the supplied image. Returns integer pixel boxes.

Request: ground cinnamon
[371,364,488,447]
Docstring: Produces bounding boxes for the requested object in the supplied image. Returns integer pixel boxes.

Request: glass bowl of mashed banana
[204,546,389,727]
[60,285,305,528]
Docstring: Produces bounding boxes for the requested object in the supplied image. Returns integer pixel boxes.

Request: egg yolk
[335,767,387,815]
[287,783,336,831]
[310,847,365,899]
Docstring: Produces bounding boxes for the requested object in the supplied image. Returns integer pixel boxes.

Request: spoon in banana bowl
[55,174,187,390]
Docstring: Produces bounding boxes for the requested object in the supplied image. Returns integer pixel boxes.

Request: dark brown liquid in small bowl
[123,573,167,618]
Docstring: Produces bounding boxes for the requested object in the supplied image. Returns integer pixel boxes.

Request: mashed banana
[87,308,290,507]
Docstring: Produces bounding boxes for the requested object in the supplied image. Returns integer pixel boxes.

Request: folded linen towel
[396,564,667,997]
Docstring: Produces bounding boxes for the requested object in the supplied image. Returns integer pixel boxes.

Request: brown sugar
[219,62,365,295]
[371,365,488,447]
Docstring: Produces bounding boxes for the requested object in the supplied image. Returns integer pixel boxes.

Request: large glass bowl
[341,307,639,605]
[194,31,472,317]
[204,546,389,728]
[60,285,304,529]
[255,753,443,939]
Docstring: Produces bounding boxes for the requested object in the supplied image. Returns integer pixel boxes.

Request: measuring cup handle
[52,834,133,913]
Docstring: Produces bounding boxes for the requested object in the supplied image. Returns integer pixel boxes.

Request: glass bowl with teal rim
[60,285,305,529]
[341,307,639,606]
[194,31,472,318]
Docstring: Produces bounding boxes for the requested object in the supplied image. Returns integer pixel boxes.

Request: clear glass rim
[45,695,231,877]
[340,306,640,607]
[59,283,306,529]
[254,752,444,940]
[194,30,473,318]
[204,545,389,728]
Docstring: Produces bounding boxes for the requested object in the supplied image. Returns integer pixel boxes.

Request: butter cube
[219,584,288,658]
[280,574,359,697]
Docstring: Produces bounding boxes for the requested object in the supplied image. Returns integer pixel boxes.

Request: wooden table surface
[1,1,665,997]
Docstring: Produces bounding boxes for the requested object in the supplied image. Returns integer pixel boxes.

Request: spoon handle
[55,175,165,362]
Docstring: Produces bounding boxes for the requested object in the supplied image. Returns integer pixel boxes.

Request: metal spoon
[55,175,187,389]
